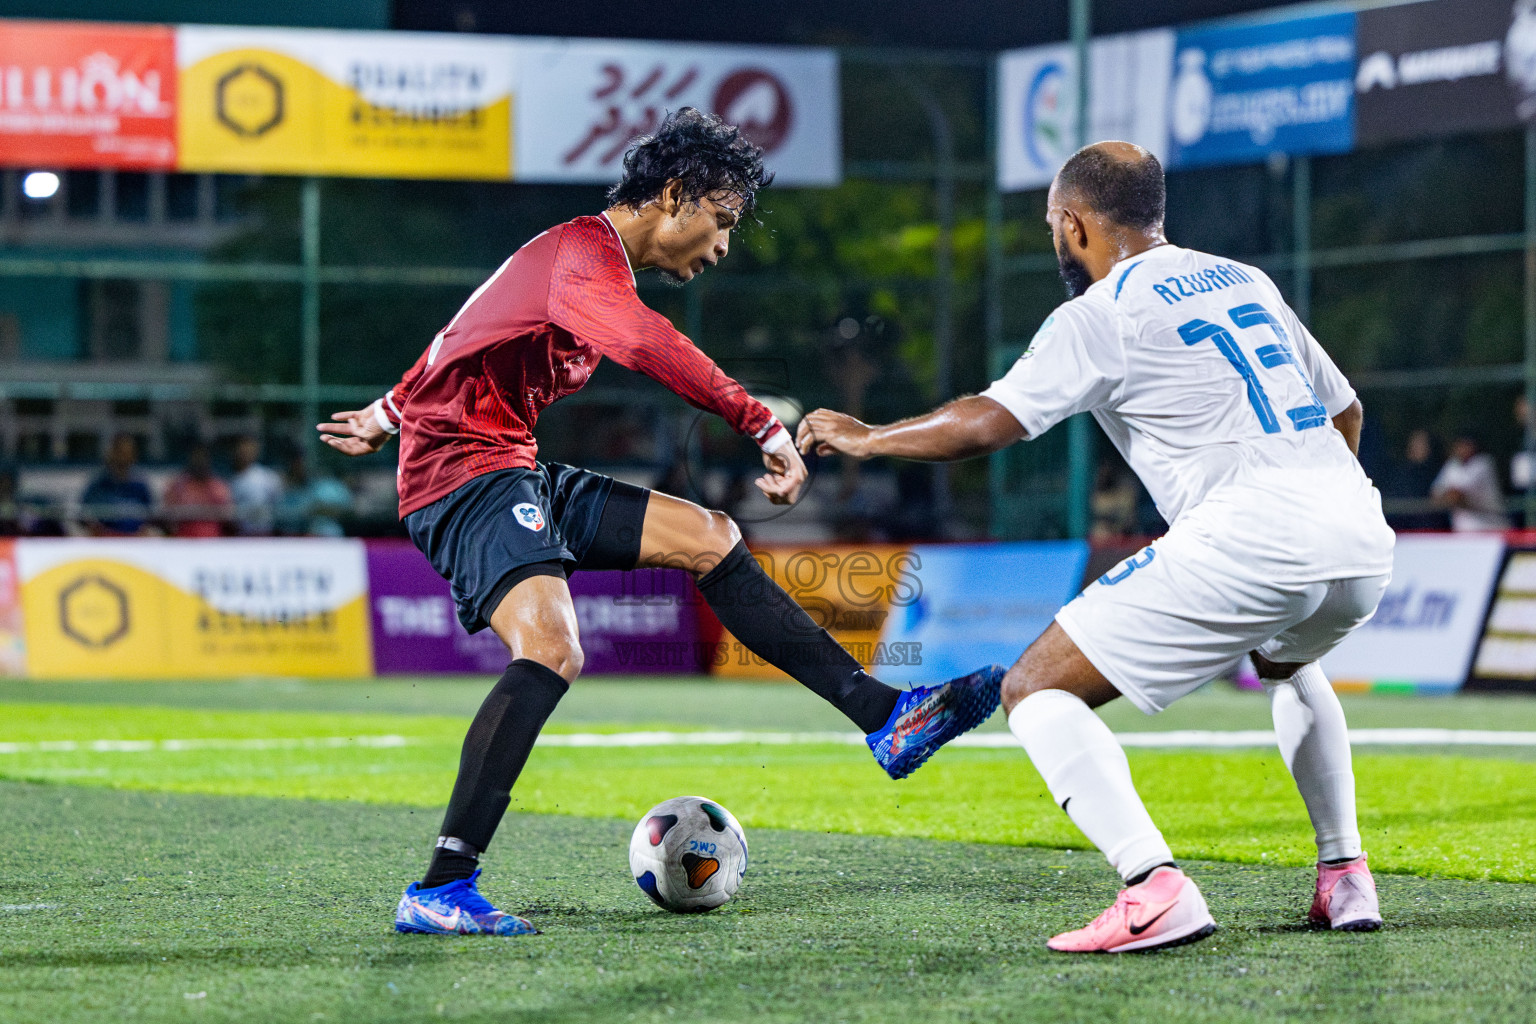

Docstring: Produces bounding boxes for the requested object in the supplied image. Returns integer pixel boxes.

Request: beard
[1056,236,1094,299]
[655,267,688,288]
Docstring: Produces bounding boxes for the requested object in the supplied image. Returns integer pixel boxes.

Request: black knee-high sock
[696,540,900,733]
[420,659,568,888]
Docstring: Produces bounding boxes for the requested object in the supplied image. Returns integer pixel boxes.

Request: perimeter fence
[0,3,1532,540]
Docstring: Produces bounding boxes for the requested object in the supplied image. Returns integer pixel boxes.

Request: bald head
[1045,141,1169,298]
[1052,141,1165,232]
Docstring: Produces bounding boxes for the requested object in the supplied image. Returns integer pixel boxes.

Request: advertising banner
[877,540,1089,684]
[366,541,507,675]
[1321,534,1504,693]
[15,538,372,679]
[0,20,176,170]
[0,540,23,676]
[712,544,918,680]
[516,39,840,187]
[366,541,700,675]
[1355,0,1534,147]
[997,30,1174,193]
[0,20,840,185]
[571,569,703,675]
[176,26,519,179]
[1469,543,1536,691]
[1168,12,1355,169]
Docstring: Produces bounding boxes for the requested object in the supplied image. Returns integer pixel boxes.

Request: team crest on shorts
[512,503,546,532]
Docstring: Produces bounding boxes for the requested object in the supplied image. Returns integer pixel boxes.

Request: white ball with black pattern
[628,795,748,913]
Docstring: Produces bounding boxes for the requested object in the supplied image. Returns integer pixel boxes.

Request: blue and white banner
[998,43,1075,193]
[1168,12,1356,169]
[997,31,1174,193]
[877,540,1089,683]
[1322,534,1504,694]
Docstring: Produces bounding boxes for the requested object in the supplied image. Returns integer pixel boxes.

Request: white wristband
[372,399,400,435]
[759,425,791,454]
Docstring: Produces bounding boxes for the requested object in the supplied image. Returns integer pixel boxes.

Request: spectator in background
[277,453,353,537]
[0,465,63,537]
[79,433,154,537]
[163,443,233,538]
[1513,396,1534,498]
[229,435,284,536]
[1432,433,1509,532]
[1381,428,1449,531]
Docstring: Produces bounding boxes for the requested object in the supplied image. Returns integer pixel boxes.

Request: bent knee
[691,509,743,575]
[557,642,585,681]
[1000,664,1043,713]
[1000,623,1119,713]
[496,627,584,682]
[526,636,583,682]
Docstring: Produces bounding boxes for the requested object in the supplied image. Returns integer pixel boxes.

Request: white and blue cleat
[394,869,538,936]
[867,665,1005,780]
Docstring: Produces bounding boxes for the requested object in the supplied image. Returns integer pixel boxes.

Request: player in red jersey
[318,109,1001,936]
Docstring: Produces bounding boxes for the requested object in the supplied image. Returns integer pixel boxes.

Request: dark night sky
[392,0,1306,49]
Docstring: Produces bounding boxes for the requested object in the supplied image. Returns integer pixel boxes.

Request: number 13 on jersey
[1178,302,1328,434]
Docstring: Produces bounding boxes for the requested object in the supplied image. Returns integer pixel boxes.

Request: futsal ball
[628,796,748,913]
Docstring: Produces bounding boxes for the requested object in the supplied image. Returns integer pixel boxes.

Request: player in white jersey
[798,142,1395,953]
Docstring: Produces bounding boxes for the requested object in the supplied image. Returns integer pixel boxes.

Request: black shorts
[405,463,651,633]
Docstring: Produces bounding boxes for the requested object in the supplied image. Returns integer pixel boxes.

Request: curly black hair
[606,107,773,221]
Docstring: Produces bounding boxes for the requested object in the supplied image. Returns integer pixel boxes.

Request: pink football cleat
[1047,866,1217,953]
[1309,854,1382,932]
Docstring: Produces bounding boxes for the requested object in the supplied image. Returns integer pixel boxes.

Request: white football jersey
[982,243,1394,582]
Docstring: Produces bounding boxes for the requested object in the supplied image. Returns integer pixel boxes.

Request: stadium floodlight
[22,171,60,200]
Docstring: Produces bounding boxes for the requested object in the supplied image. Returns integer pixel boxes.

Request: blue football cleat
[867,665,1005,780]
[394,869,539,936]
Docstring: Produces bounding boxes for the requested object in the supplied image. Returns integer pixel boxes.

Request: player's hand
[757,440,807,505]
[317,406,391,456]
[797,409,876,460]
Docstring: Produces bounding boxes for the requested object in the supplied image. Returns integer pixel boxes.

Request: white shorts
[1055,519,1391,715]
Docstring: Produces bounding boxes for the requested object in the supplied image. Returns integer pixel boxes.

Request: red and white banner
[515,39,840,187]
[0,20,175,169]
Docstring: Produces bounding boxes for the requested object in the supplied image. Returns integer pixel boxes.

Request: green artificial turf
[0,696,1532,882]
[5,675,1536,733]
[1,782,1532,1024]
[2,681,1535,1022]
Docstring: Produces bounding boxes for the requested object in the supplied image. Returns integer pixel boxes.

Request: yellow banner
[176,27,516,180]
[15,539,372,679]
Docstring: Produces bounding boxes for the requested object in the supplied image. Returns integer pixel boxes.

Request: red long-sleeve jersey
[376,214,787,518]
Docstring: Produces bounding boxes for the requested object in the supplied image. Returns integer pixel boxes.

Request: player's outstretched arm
[317,346,428,455]
[316,407,392,456]
[797,395,1026,462]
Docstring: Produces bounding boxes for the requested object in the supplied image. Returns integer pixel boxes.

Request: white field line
[0,728,1533,755]
[531,728,1536,748]
[0,735,412,755]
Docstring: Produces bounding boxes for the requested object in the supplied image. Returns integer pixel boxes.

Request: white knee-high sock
[1008,689,1173,882]
[1265,662,1362,863]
